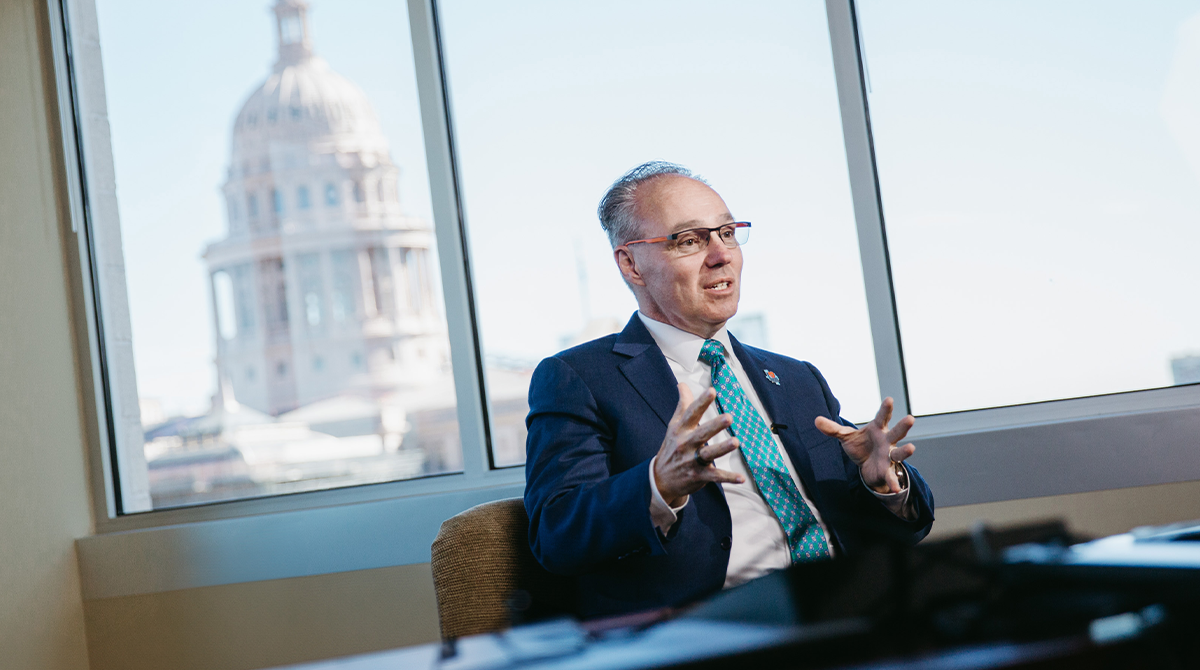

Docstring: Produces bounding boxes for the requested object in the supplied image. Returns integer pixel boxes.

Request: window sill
[76,476,524,600]
[908,384,1200,507]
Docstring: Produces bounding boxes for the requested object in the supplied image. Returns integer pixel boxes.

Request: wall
[933,478,1200,541]
[0,0,94,668]
[83,563,438,670]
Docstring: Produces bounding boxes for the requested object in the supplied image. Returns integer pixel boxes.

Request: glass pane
[94,0,462,509]
[440,0,879,467]
[859,1,1200,415]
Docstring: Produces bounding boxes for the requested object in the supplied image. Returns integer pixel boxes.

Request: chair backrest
[430,497,572,639]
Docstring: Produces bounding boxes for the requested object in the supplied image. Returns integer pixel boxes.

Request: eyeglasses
[621,222,751,257]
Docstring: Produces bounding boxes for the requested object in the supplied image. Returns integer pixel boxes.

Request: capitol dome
[233,59,386,150]
[229,0,391,164]
[204,0,447,420]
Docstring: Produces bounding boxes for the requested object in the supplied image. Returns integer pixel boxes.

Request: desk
[271,622,1131,670]
[271,522,1198,670]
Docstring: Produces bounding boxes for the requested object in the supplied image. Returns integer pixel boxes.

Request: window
[213,271,237,341]
[298,253,323,328]
[439,0,878,467]
[857,1,1200,414]
[87,0,465,511]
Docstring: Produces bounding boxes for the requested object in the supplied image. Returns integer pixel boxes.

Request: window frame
[53,0,515,540]
[51,0,1200,598]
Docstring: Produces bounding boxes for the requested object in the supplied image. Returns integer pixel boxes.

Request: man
[524,162,934,619]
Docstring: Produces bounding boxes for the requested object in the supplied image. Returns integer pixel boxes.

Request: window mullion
[407,0,493,478]
[825,0,910,418]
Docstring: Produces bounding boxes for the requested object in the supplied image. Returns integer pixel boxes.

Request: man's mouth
[705,280,732,291]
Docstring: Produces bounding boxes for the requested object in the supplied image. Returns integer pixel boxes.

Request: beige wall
[5,0,1200,668]
[83,563,439,670]
[932,479,1200,541]
[0,0,94,668]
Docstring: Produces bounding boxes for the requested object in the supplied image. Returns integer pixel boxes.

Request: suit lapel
[614,314,679,427]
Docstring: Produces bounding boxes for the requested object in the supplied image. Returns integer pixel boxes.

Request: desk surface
[271,621,1102,670]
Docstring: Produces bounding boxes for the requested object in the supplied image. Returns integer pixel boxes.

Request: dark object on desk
[272,519,1200,670]
[1132,518,1200,543]
[427,517,1200,670]
[431,498,573,639]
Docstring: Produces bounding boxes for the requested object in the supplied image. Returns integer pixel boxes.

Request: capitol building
[144,0,503,507]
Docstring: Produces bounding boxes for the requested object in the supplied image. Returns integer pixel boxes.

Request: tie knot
[699,339,725,367]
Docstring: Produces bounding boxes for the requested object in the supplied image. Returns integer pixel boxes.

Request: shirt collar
[637,311,733,374]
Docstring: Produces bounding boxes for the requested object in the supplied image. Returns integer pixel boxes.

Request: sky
[857,0,1200,413]
[93,0,1200,423]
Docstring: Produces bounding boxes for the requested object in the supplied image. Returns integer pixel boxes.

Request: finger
[888,443,915,464]
[814,416,856,439]
[696,437,740,463]
[691,413,734,445]
[885,414,915,445]
[882,466,901,494]
[681,386,716,429]
[873,397,894,428]
[700,466,745,486]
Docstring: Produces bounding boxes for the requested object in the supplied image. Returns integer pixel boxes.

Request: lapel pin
[764,369,781,385]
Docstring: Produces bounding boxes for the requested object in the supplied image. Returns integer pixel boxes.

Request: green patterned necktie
[699,338,831,562]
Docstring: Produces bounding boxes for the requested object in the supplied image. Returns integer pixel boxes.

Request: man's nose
[704,232,733,265]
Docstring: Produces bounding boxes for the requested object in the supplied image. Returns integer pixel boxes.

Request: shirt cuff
[648,456,688,535]
[867,463,916,521]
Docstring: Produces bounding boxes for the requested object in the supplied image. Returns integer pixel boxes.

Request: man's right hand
[653,383,745,507]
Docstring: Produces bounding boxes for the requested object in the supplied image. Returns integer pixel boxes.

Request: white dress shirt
[638,312,912,589]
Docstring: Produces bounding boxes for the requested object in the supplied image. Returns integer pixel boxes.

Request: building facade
[204,0,448,419]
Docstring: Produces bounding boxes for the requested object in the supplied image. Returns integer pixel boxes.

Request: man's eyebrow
[667,213,735,233]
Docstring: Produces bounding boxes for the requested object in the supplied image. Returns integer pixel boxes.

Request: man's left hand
[814,397,915,495]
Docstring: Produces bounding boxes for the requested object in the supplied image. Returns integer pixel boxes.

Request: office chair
[430,497,572,639]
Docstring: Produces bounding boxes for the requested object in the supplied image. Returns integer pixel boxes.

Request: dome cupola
[230,0,389,157]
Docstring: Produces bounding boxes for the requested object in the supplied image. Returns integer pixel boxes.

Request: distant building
[1172,354,1200,386]
[147,0,462,507]
[204,0,448,417]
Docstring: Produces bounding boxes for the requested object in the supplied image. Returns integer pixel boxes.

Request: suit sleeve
[524,356,668,576]
[806,362,935,545]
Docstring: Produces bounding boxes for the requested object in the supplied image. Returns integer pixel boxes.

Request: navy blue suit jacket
[524,314,934,619]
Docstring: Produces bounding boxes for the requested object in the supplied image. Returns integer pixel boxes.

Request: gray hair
[597,161,707,247]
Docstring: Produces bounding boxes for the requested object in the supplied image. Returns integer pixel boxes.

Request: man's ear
[615,247,646,287]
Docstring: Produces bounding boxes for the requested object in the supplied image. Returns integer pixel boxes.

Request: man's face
[617,176,742,338]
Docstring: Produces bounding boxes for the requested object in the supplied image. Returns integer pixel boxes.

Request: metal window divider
[825,0,912,419]
[408,0,497,479]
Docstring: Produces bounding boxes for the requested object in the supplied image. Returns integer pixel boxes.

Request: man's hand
[654,383,746,507]
[814,397,915,495]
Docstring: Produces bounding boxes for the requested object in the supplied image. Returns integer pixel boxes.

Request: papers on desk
[1005,523,1200,569]
[440,620,585,670]
[437,617,841,670]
